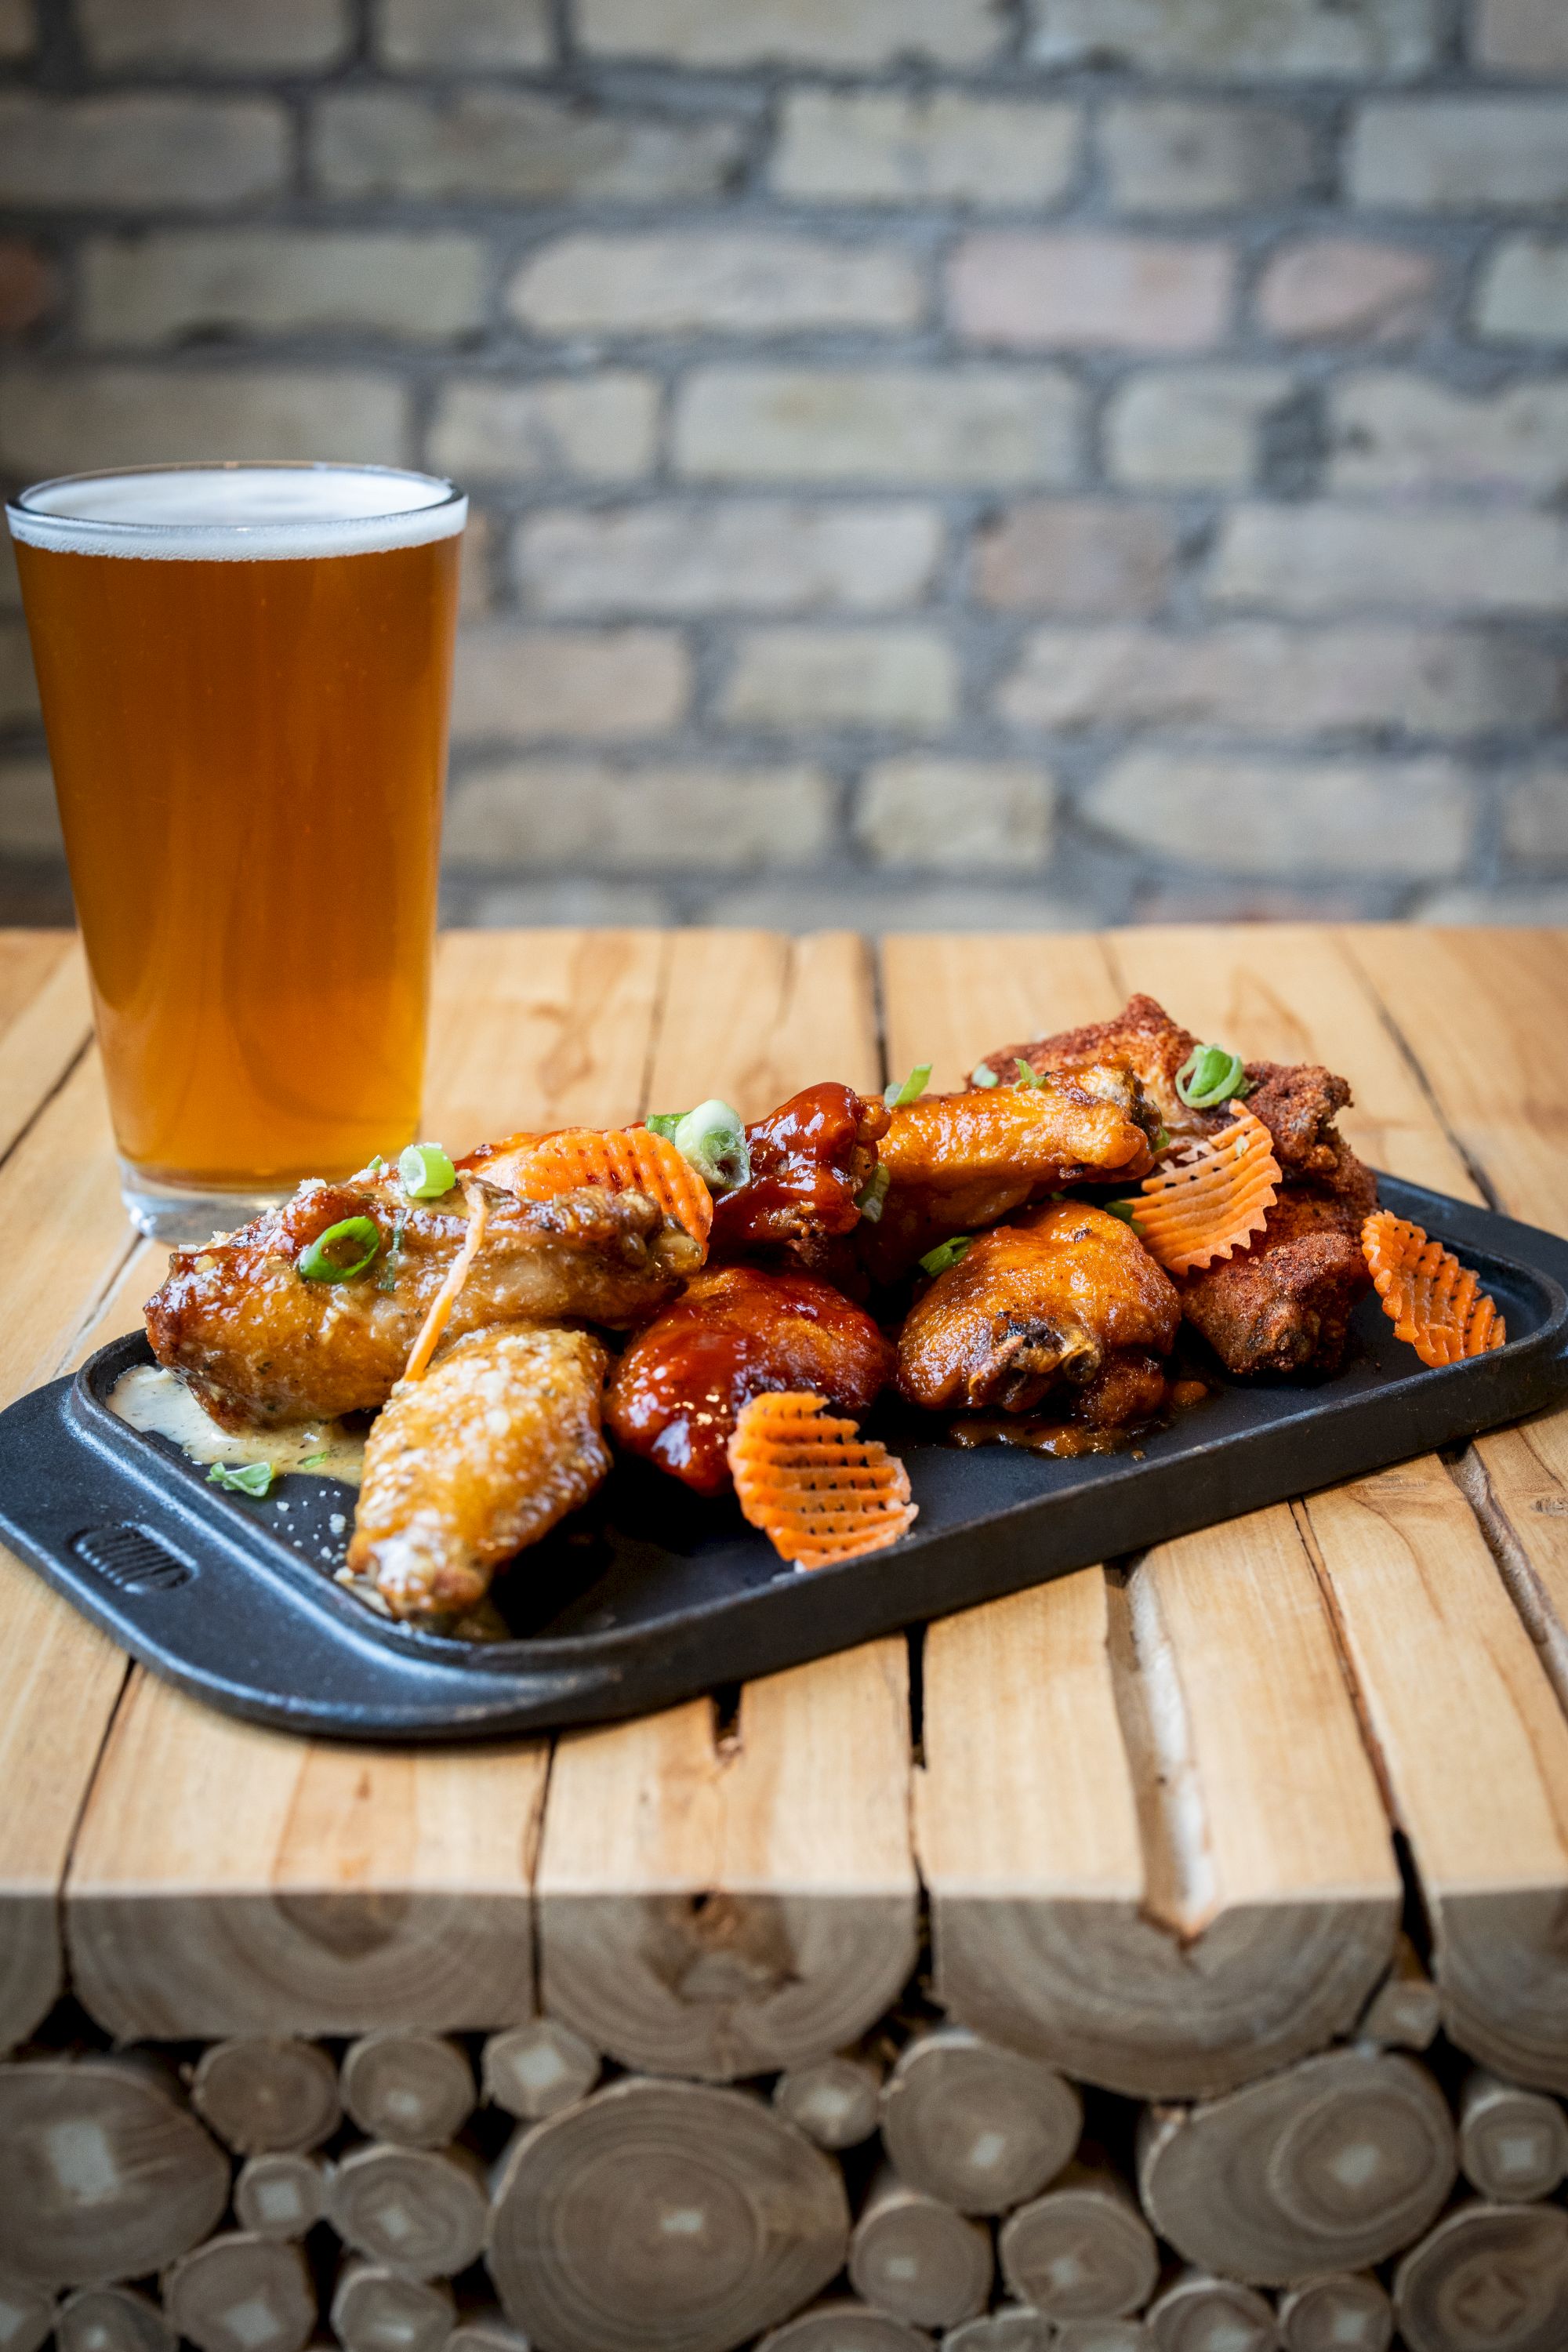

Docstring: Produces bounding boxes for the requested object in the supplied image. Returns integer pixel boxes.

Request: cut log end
[1394,2200,1568,2352]
[1147,2273,1279,2352]
[849,2169,993,2332]
[162,2234,315,2352]
[999,2169,1160,2321]
[340,2033,475,2149]
[774,2053,884,2151]
[56,2287,171,2352]
[1457,2068,1568,2204]
[881,2028,1080,2214]
[1354,1936,1441,2054]
[442,2311,533,2352]
[0,2278,56,2352]
[191,2038,341,2156]
[1054,2323,1156,2352]
[330,2262,456,2352]
[482,2022,600,2122]
[943,2305,1057,2350]
[233,2153,331,2241]
[328,2143,488,2280]
[1278,2273,1392,2352]
[757,2303,932,2351]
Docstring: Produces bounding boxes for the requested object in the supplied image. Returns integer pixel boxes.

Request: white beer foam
[8,463,466,561]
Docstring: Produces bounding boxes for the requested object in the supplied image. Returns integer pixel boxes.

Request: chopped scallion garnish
[855,1163,891,1223]
[1012,1058,1047,1090]
[208,1460,275,1497]
[1175,1045,1251,1111]
[399,1141,456,1200]
[644,1112,683,1143]
[299,1451,328,1470]
[919,1235,974,1277]
[298,1215,381,1283]
[884,1062,931,1111]
[666,1099,750,1194]
[971,1062,999,1089]
[1103,1199,1142,1228]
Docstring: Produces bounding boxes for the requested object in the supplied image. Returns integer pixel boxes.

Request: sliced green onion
[644,1112,683,1143]
[298,1215,381,1283]
[855,1163,891,1224]
[672,1099,750,1194]
[919,1235,974,1277]
[1012,1058,1048,1090]
[399,1141,456,1200]
[376,1213,406,1294]
[1102,1199,1143,1227]
[298,1451,328,1470]
[884,1062,931,1111]
[365,1154,386,1175]
[208,1460,275,1497]
[1175,1045,1250,1111]
[971,1062,999,1089]
[1153,1124,1171,1152]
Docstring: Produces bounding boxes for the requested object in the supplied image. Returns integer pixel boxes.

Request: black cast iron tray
[2,1173,1565,1742]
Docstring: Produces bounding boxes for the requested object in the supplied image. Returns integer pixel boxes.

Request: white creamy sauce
[108,1365,365,1488]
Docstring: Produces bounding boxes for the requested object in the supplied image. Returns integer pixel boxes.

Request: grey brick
[1330,373,1568,495]
[1474,0,1568,74]
[1105,367,1294,487]
[376,0,553,70]
[674,368,1081,487]
[312,91,742,202]
[1210,503,1568,612]
[452,627,690,742]
[1256,238,1438,340]
[1475,238,1568,345]
[515,503,942,615]
[575,0,1003,68]
[508,234,924,339]
[445,760,834,868]
[0,1,31,60]
[0,760,61,859]
[1413,883,1568,921]
[1502,768,1568,864]
[1100,101,1313,212]
[1084,750,1472,877]
[974,500,1178,615]
[854,757,1056,869]
[428,378,659,482]
[0,621,39,728]
[720,627,958,729]
[949,231,1232,353]
[1349,100,1568,207]
[0,368,409,477]
[78,0,350,69]
[1028,0,1437,78]
[771,92,1080,208]
[82,233,488,347]
[999,622,1561,736]
[452,878,679,926]
[0,96,289,210]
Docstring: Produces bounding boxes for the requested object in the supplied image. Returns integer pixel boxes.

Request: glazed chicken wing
[898,1201,1180,1421]
[605,1262,895,1494]
[864,1069,1159,1283]
[347,1324,610,1621]
[709,1083,889,1276]
[147,1172,698,1429]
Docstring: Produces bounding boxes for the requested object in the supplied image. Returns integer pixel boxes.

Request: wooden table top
[2,924,1566,2100]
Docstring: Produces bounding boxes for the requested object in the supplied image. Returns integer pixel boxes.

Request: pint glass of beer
[8,463,464,1237]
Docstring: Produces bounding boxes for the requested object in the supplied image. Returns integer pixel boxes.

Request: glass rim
[6,459,465,546]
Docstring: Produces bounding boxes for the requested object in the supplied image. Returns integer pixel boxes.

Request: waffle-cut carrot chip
[728,1391,917,1572]
[1134,1105,1282,1276]
[1363,1208,1506,1368]
[470,1126,713,1252]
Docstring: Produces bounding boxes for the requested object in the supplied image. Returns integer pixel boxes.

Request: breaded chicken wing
[898,1200,1180,1420]
[605,1262,895,1494]
[864,1069,1159,1282]
[710,1083,889,1276]
[1178,1159,1377,1377]
[347,1324,610,1621]
[147,1172,697,1429]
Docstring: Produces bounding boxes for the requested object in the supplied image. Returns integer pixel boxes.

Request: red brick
[1256,239,1437,342]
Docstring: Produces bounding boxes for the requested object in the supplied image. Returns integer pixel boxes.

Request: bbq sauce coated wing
[347,1325,611,1622]
[863,1070,1158,1283]
[709,1083,889,1273]
[604,1262,895,1495]
[897,1201,1180,1419]
[147,1174,698,1429]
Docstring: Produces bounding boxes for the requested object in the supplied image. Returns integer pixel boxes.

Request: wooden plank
[536,931,921,2078]
[1116,925,1568,2092]
[900,932,1399,2097]
[0,937,92,1166]
[65,931,665,2038]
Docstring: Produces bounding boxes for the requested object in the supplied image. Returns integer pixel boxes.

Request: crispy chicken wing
[347,1324,610,1621]
[147,1172,698,1429]
[605,1262,895,1495]
[897,1200,1180,1420]
[709,1083,889,1275]
[864,1070,1159,1283]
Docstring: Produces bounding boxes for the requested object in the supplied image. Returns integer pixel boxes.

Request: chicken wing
[863,1069,1159,1282]
[147,1171,698,1429]
[897,1200,1180,1420]
[347,1324,610,1621]
[709,1083,889,1276]
[605,1262,895,1494]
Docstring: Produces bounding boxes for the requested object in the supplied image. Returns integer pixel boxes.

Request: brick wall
[2,0,1566,929]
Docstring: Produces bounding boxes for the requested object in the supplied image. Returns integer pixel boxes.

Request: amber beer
[9,463,463,1236]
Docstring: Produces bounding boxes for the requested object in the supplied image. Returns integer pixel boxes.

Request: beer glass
[8,462,464,1239]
